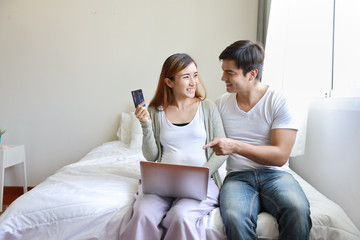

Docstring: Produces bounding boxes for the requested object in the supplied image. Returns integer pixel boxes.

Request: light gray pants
[119,178,219,240]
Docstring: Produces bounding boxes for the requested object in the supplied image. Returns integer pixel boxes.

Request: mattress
[0,141,359,240]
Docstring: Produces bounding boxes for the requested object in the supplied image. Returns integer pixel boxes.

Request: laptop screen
[140,161,209,200]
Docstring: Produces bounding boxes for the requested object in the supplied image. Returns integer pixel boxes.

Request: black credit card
[131,89,146,108]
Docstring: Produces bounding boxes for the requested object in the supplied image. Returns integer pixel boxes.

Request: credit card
[131,89,146,108]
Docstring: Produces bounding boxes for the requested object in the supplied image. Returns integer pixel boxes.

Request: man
[204,40,312,239]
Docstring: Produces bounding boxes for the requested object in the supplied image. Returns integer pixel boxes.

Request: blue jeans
[219,170,312,240]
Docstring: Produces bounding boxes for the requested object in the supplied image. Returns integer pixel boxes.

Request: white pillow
[116,112,142,149]
[116,112,132,144]
[129,112,142,149]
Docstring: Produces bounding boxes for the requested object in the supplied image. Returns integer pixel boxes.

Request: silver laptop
[140,161,209,200]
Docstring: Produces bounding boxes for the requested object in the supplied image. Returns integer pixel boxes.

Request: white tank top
[159,102,207,166]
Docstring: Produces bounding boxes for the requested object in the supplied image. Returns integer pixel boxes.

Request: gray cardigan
[140,99,227,188]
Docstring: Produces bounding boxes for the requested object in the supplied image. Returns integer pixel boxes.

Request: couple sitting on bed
[119,40,312,240]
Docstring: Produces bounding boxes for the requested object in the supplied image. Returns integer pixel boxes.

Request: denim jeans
[219,170,312,240]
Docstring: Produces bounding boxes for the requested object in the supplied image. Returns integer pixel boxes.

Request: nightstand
[0,145,28,212]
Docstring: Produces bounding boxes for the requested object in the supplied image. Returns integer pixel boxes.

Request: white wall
[290,98,360,230]
[0,0,258,186]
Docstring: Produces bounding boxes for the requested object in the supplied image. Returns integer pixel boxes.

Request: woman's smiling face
[167,62,199,99]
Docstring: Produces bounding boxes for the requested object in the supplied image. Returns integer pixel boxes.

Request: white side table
[0,145,28,212]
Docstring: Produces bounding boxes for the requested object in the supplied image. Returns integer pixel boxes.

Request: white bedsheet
[0,141,359,240]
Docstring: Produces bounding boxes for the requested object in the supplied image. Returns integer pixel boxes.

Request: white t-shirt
[216,87,298,173]
[159,102,207,167]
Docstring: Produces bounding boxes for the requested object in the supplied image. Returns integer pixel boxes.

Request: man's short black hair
[219,40,265,80]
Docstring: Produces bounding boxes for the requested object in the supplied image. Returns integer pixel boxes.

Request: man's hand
[203,137,234,155]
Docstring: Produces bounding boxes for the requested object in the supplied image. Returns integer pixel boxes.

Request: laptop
[140,161,209,200]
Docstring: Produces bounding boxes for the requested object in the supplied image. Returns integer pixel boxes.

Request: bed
[1,112,360,240]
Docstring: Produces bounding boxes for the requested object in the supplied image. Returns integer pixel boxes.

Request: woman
[120,53,227,240]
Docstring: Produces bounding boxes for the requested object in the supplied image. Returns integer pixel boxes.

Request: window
[332,0,360,97]
[263,0,360,98]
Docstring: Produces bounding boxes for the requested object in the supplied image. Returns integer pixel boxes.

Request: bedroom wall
[290,97,360,230]
[0,0,258,186]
